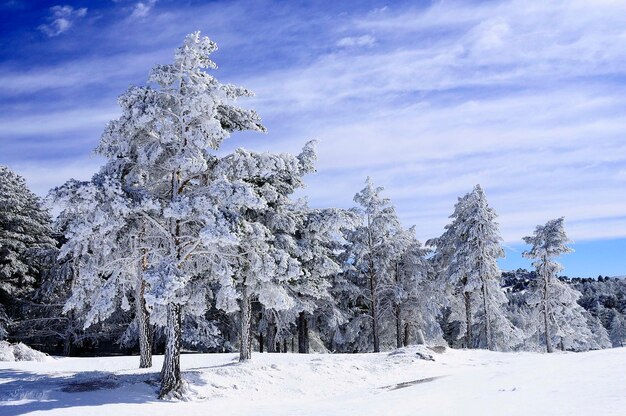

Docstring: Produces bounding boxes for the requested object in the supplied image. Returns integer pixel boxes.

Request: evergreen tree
[0,166,56,339]
[52,175,154,365]
[523,218,581,352]
[382,226,443,348]
[210,144,317,361]
[583,310,611,350]
[288,207,357,353]
[345,178,402,352]
[609,311,625,347]
[57,32,265,398]
[429,185,519,350]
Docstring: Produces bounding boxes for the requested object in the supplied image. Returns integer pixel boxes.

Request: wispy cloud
[38,5,87,37]
[5,0,626,250]
[130,0,156,19]
[336,34,376,48]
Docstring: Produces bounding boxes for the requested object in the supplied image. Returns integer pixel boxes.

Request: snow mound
[0,341,49,362]
[387,345,445,361]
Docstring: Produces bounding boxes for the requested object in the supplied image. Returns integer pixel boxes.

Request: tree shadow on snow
[0,368,207,415]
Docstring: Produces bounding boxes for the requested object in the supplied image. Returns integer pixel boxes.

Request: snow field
[1,346,625,415]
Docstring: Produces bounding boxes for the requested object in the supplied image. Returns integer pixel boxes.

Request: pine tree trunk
[481,283,493,351]
[415,326,426,346]
[297,312,309,353]
[136,273,152,368]
[159,171,184,398]
[543,272,554,353]
[366,215,380,353]
[403,322,411,347]
[239,286,252,361]
[370,270,380,352]
[258,312,264,352]
[464,291,473,349]
[267,319,277,353]
[282,339,287,353]
[63,311,74,357]
[395,305,402,349]
[159,303,182,399]
[63,332,72,357]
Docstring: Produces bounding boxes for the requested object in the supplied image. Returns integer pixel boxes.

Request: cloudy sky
[1,0,625,277]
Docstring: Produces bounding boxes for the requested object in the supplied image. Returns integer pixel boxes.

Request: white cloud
[130,0,157,19]
[336,34,376,48]
[38,5,87,37]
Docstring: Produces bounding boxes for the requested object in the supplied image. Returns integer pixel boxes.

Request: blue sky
[1,0,625,277]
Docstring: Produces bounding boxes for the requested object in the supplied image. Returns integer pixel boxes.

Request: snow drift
[0,341,49,362]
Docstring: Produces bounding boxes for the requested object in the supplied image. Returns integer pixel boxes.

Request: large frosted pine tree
[61,32,266,398]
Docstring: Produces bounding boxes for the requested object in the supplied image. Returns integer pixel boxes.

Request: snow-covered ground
[1,346,624,415]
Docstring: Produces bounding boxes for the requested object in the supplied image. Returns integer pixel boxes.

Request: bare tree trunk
[464,291,473,349]
[159,303,182,398]
[395,305,402,349]
[282,339,287,353]
[297,312,309,353]
[481,283,493,351]
[136,265,152,368]
[239,286,252,361]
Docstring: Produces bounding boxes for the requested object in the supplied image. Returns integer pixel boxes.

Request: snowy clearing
[1,346,624,416]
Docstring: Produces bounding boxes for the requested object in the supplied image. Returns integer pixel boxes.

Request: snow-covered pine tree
[386,226,442,347]
[583,310,611,350]
[211,143,317,361]
[289,207,357,353]
[429,185,520,351]
[608,311,625,347]
[428,192,471,348]
[345,178,402,352]
[317,219,366,352]
[523,218,582,353]
[67,32,265,398]
[52,174,156,366]
[0,166,56,339]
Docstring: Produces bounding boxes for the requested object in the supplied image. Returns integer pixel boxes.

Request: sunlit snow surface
[1,346,624,415]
